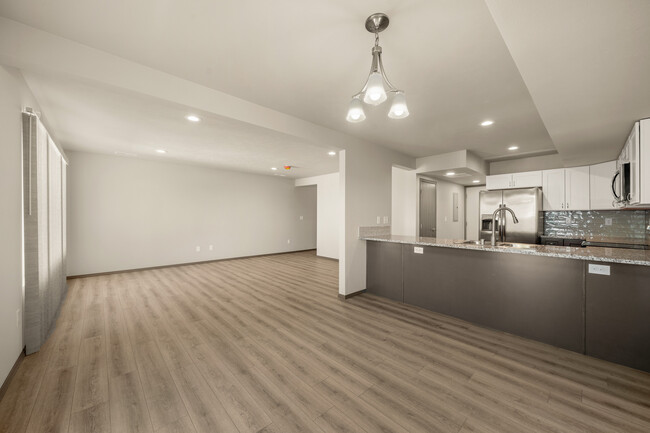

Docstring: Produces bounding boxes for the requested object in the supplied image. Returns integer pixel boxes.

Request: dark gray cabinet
[366,240,650,372]
[586,262,650,372]
[401,244,584,352]
[366,241,403,302]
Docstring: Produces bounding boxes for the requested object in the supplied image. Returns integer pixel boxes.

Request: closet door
[48,138,65,325]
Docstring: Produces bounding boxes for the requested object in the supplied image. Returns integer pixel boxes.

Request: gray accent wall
[66,151,317,276]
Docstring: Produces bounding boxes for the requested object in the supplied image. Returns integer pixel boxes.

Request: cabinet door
[627,122,640,204]
[542,169,565,210]
[589,161,617,210]
[641,119,650,204]
[486,174,512,190]
[565,166,590,210]
[512,171,543,188]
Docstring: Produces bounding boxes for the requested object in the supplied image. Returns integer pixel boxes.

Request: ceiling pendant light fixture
[346,13,409,122]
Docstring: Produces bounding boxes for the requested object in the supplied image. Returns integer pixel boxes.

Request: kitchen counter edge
[360,235,650,266]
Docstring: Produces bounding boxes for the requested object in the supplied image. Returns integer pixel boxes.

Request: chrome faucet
[491,204,519,246]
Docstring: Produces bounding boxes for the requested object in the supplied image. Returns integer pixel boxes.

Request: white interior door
[419,179,437,237]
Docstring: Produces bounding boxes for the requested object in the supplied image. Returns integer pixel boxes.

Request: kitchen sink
[454,240,485,245]
[495,242,539,250]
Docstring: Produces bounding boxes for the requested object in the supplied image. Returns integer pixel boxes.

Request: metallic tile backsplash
[544,210,650,245]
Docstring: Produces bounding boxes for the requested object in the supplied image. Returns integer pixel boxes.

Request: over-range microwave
[612,120,644,207]
[612,161,631,205]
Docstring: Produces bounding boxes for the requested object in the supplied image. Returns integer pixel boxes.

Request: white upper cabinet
[565,166,590,210]
[485,174,512,190]
[511,171,543,189]
[542,169,566,210]
[542,166,590,210]
[486,171,542,190]
[590,161,617,210]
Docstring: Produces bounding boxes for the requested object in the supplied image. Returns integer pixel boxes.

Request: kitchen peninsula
[361,233,650,372]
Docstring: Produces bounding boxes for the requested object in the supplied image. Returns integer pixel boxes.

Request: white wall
[436,180,466,240]
[391,166,417,236]
[295,173,339,259]
[0,65,43,385]
[489,153,563,174]
[67,151,316,275]
[391,167,465,240]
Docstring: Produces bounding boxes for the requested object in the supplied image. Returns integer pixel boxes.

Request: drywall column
[339,145,414,297]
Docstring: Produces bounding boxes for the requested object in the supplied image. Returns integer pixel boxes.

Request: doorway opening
[419,178,437,237]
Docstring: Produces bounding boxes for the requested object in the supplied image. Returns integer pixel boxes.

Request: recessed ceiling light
[155,149,167,154]
[446,171,455,176]
[186,115,200,122]
[473,180,480,183]
[328,151,337,156]
[481,120,494,127]
[508,145,519,151]
[271,167,278,171]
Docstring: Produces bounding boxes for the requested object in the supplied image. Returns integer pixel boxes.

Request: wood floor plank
[69,402,110,433]
[109,371,153,433]
[25,365,76,433]
[133,340,188,430]
[72,335,109,413]
[169,364,239,433]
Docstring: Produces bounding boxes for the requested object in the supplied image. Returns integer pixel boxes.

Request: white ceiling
[1,0,649,171]
[22,71,339,178]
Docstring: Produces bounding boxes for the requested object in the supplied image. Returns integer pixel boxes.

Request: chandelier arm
[377,54,398,91]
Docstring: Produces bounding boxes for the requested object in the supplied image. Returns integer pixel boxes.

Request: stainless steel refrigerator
[479,188,543,244]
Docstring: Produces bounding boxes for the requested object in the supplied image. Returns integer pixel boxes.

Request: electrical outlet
[377,216,381,224]
[565,216,571,224]
[588,264,610,275]
[383,216,389,224]
[414,247,424,254]
[209,245,214,251]
[605,218,612,226]
[195,246,201,252]
[299,215,303,220]
[16,309,21,329]
[287,239,291,244]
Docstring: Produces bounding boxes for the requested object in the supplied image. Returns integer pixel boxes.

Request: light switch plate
[588,264,610,275]
[605,218,612,226]
[414,247,424,254]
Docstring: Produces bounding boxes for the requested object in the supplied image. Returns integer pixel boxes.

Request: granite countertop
[360,234,650,266]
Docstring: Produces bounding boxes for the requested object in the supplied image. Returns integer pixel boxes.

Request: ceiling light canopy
[186,115,200,122]
[473,180,480,183]
[508,145,519,150]
[481,120,494,126]
[155,149,167,154]
[328,151,337,156]
[346,13,408,123]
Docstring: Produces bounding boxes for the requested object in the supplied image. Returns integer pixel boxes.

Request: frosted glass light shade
[363,72,387,106]
[388,91,409,119]
[346,98,366,123]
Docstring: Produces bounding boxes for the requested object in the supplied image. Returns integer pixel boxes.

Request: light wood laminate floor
[1,250,649,433]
